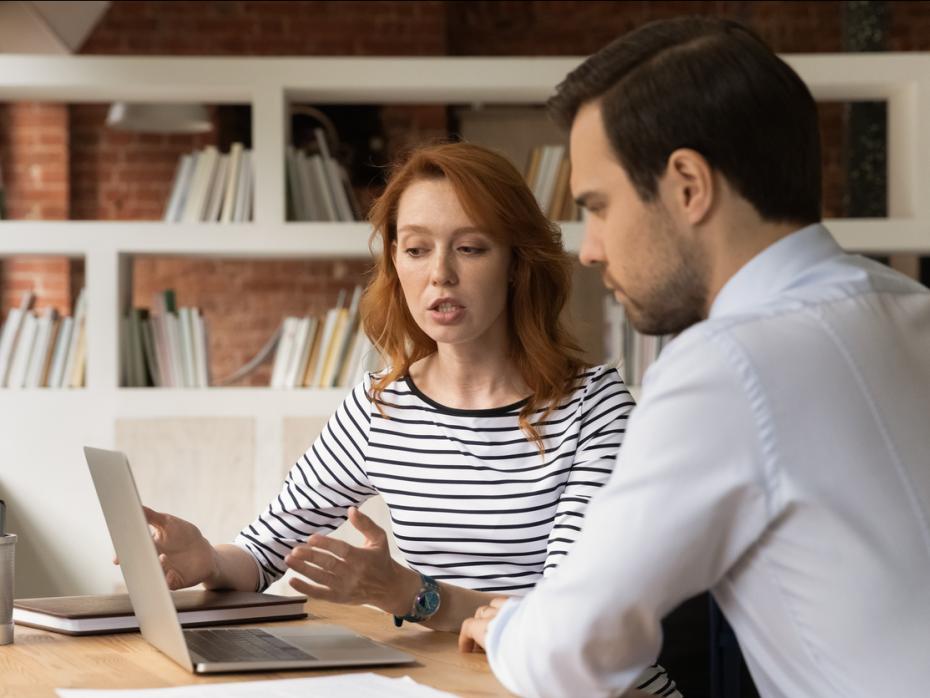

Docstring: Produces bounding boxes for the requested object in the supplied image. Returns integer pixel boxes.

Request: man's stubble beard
[623,207,710,337]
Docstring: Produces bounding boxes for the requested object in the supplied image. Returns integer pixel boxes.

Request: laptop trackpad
[269,624,389,661]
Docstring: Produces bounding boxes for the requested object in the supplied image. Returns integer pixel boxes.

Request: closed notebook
[13,589,308,636]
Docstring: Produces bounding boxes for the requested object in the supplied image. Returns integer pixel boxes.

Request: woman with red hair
[140,143,671,690]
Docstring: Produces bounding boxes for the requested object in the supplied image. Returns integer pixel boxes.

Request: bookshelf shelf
[0,222,375,258]
[1,52,928,597]
[3,219,925,260]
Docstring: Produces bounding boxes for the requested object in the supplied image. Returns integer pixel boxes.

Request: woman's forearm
[425,582,501,632]
[383,564,502,632]
[203,543,262,591]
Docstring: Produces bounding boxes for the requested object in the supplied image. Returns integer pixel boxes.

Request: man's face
[570,101,708,336]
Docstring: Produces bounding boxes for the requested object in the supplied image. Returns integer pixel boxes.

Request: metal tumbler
[0,533,15,645]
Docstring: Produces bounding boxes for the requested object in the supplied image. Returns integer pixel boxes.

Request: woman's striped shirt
[234,364,633,594]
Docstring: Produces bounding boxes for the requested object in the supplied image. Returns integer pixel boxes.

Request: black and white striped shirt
[234,364,633,594]
[235,364,679,694]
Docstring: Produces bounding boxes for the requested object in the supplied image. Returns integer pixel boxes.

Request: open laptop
[84,446,414,673]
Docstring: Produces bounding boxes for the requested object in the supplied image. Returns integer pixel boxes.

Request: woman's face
[394,178,512,353]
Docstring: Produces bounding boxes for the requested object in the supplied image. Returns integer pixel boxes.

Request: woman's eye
[405,248,424,257]
[458,246,485,255]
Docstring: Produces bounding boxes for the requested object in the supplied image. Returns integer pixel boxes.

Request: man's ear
[663,148,714,226]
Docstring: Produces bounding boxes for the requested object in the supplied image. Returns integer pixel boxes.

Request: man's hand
[285,507,416,614]
[458,597,508,653]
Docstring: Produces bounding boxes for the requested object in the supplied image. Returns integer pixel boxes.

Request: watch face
[416,589,441,616]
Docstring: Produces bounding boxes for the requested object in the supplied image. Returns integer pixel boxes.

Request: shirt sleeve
[543,366,634,577]
[485,329,776,698]
[233,375,378,590]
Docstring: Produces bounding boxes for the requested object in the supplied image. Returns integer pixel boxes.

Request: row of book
[122,290,210,388]
[603,295,670,388]
[525,144,580,222]
[285,128,361,222]
[0,289,87,389]
[270,286,379,389]
[164,143,253,223]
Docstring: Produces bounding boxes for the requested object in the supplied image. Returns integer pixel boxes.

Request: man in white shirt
[458,16,930,698]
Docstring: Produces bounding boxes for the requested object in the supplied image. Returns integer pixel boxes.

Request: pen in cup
[0,499,5,536]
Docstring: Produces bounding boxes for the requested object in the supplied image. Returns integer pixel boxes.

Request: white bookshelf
[0,53,928,597]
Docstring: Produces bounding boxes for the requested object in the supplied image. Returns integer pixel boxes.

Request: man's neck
[703,213,809,317]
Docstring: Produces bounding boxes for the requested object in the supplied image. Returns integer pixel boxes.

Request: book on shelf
[286,128,360,222]
[13,589,308,636]
[164,143,253,223]
[47,316,74,389]
[523,144,579,221]
[220,142,244,224]
[264,285,380,390]
[603,294,670,388]
[164,153,195,223]
[125,291,210,388]
[26,307,59,388]
[0,290,35,386]
[62,288,87,388]
[0,289,87,389]
[7,310,38,389]
[309,289,346,388]
[454,106,578,221]
[328,284,363,388]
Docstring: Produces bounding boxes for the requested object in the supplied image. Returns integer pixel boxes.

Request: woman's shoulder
[572,363,627,393]
[354,368,409,404]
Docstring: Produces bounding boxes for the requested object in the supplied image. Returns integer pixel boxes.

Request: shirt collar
[709,223,842,319]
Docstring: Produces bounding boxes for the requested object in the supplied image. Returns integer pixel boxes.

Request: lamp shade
[105,102,212,134]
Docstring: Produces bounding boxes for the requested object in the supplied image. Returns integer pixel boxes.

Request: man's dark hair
[549,17,822,224]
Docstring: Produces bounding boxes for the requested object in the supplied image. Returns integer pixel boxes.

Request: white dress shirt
[485,224,930,698]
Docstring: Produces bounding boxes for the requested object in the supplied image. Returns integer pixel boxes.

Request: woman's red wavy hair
[361,141,585,450]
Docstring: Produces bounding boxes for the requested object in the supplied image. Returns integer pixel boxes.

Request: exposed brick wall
[130,256,372,385]
[445,1,846,56]
[74,1,448,384]
[79,1,446,56]
[0,257,73,315]
[69,104,217,221]
[3,0,929,383]
[0,103,77,317]
[0,103,69,220]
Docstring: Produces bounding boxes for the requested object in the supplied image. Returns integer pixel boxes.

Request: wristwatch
[394,573,441,627]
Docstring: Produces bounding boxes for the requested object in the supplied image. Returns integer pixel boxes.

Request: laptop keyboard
[184,628,315,663]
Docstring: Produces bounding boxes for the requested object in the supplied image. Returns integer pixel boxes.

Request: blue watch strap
[393,573,441,627]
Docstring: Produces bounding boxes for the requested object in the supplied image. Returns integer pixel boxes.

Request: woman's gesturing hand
[285,506,416,615]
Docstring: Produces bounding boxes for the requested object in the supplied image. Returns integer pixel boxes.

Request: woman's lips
[428,303,465,324]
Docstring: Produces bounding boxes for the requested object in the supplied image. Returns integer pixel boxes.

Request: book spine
[8,312,38,389]
[177,307,197,388]
[62,289,87,388]
[48,316,74,389]
[164,153,193,222]
[140,316,161,387]
[190,308,208,388]
[37,313,60,387]
[220,143,244,224]
[271,317,298,389]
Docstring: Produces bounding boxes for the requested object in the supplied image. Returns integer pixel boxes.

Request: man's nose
[578,223,604,268]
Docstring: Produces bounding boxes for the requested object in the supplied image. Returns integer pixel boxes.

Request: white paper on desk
[56,673,459,698]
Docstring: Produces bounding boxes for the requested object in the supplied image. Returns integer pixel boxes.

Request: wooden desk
[0,600,512,697]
